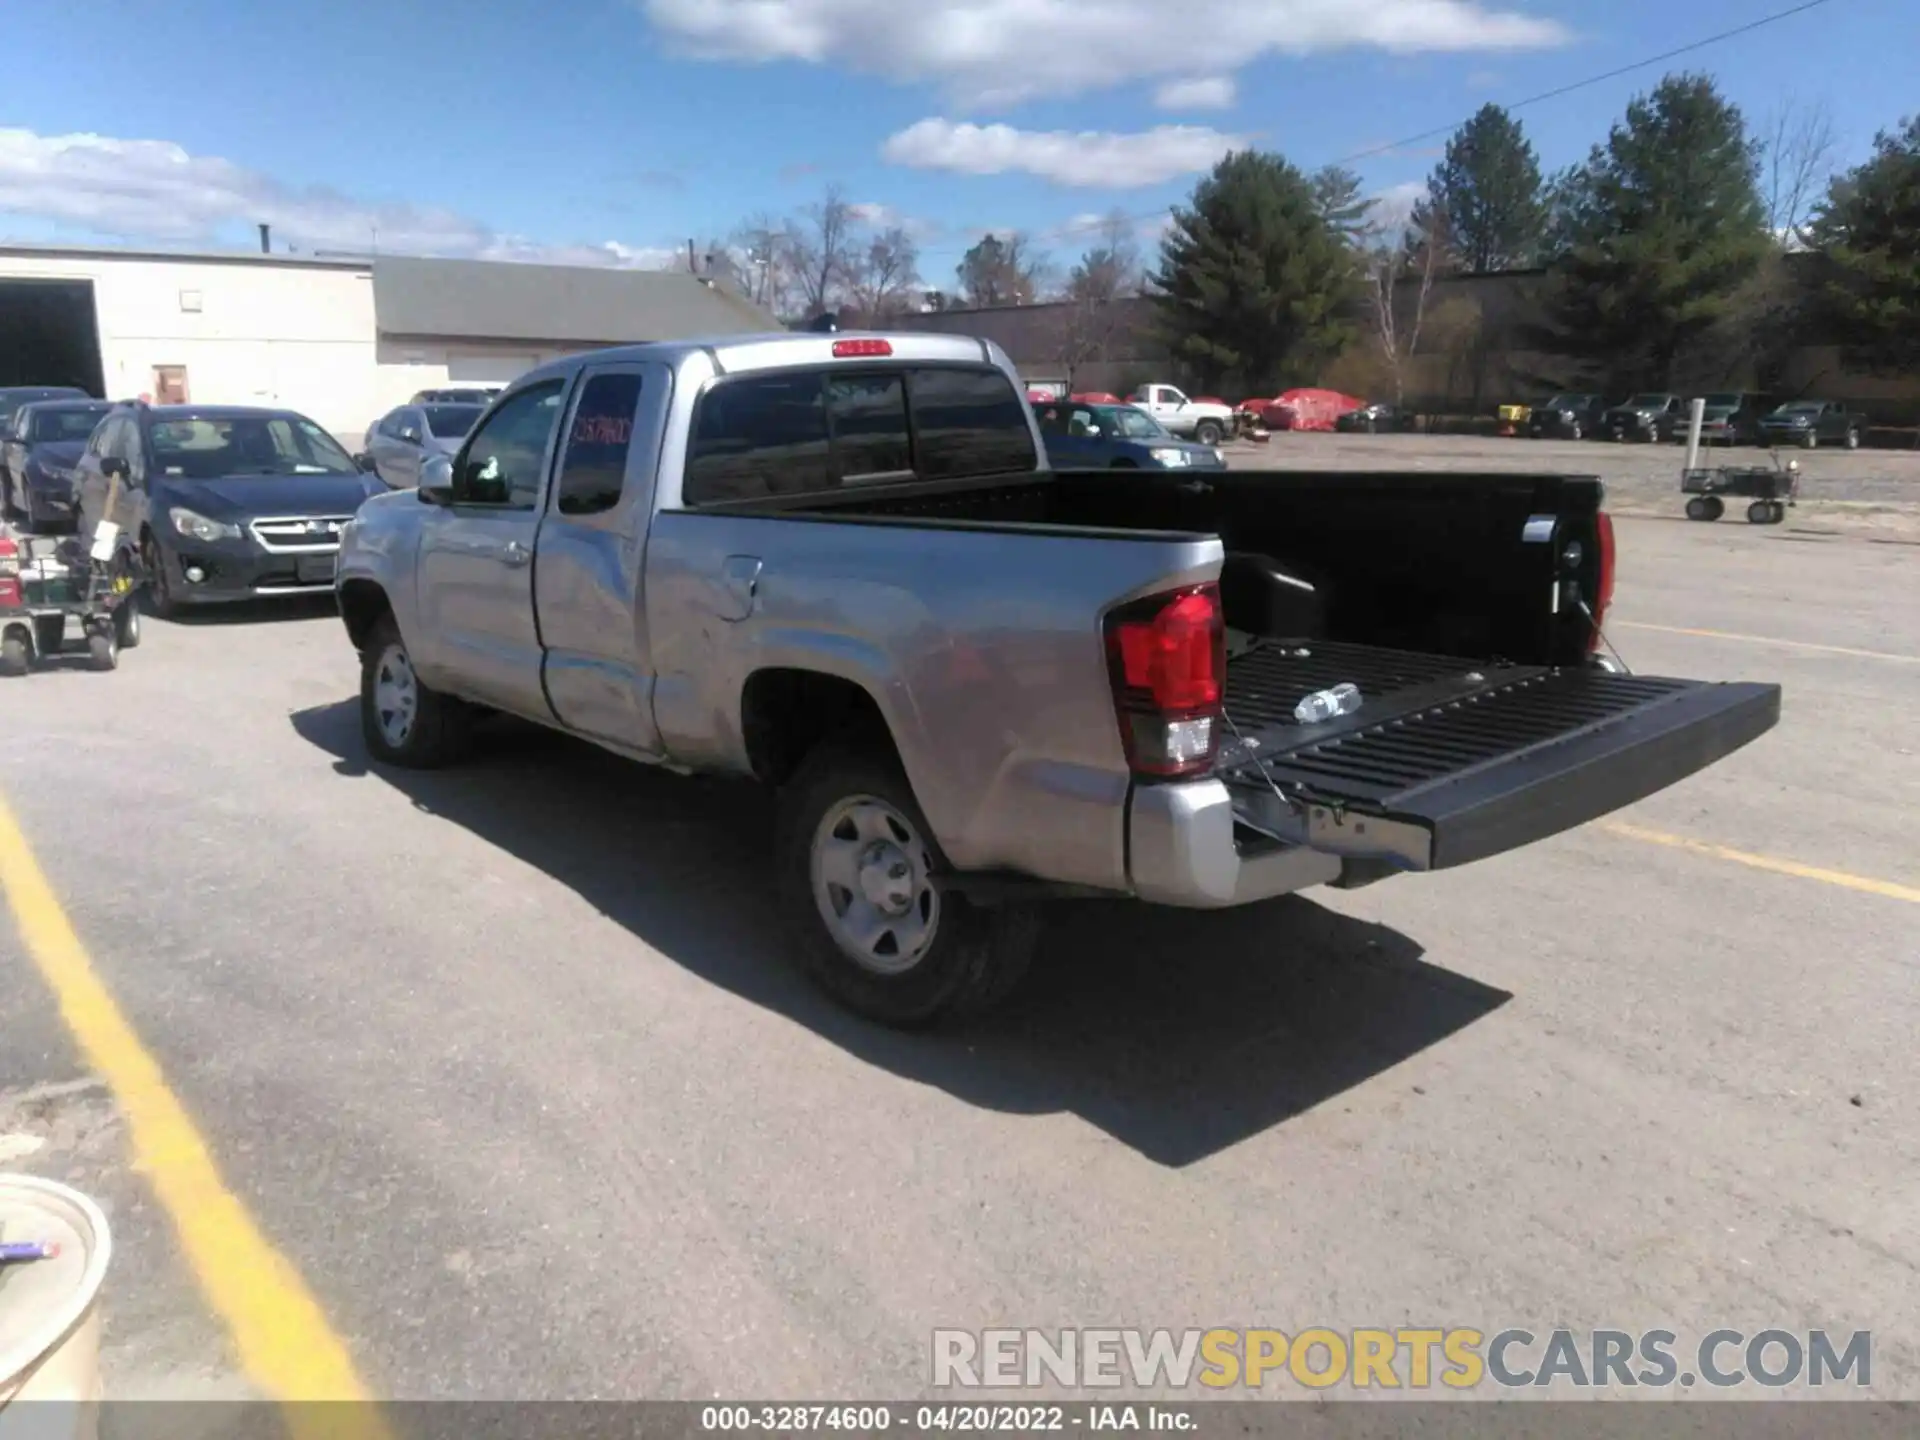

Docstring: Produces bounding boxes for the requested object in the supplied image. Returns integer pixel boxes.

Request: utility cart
[1681,454,1801,525]
[0,527,143,675]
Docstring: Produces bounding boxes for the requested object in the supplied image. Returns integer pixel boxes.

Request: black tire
[1747,500,1773,525]
[1800,431,1817,451]
[1685,496,1715,522]
[114,599,141,649]
[87,629,117,671]
[775,741,1039,1028]
[1568,421,1582,441]
[1,630,30,676]
[1846,428,1860,450]
[358,613,471,768]
[1193,420,1225,446]
[1769,501,1789,525]
[142,535,180,619]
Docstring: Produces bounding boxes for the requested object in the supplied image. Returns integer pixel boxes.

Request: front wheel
[1846,429,1861,450]
[0,630,29,677]
[142,537,180,618]
[114,599,142,649]
[359,614,471,767]
[1800,431,1818,451]
[1193,420,1225,446]
[86,629,118,671]
[1568,421,1582,441]
[775,743,1038,1028]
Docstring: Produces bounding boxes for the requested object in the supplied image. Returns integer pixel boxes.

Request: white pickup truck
[1127,384,1236,446]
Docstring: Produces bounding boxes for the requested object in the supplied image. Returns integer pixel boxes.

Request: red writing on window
[571,415,632,447]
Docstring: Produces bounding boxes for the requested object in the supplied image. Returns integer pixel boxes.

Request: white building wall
[0,253,378,440]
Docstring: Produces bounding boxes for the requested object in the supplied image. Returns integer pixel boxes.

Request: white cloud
[1369,180,1428,229]
[882,119,1246,187]
[0,127,678,268]
[642,0,1569,105]
[1153,76,1236,111]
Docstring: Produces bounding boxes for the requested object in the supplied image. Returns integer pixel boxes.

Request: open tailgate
[1219,642,1780,871]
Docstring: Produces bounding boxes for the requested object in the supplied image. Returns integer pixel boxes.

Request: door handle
[498,540,531,567]
[718,555,763,621]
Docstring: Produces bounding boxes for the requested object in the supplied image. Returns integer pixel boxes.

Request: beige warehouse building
[0,243,778,446]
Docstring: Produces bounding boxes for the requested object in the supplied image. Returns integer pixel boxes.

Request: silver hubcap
[811,796,939,975]
[372,642,419,747]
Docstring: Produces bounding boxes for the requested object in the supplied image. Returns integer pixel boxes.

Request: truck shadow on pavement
[291,701,1510,1168]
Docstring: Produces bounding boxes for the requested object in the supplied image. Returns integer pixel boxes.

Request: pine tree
[1412,104,1546,273]
[1540,73,1770,390]
[1152,151,1359,391]
[1809,115,1920,373]
[1310,165,1375,247]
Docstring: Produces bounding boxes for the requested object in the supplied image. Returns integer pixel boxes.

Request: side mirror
[399,427,422,445]
[417,485,452,506]
[354,452,376,472]
[419,452,454,493]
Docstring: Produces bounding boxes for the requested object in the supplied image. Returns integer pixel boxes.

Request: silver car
[360,403,485,488]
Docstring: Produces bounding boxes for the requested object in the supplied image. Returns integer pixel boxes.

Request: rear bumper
[1126,674,1781,907]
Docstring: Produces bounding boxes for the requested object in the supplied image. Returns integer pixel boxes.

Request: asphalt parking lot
[3,451,1918,1404]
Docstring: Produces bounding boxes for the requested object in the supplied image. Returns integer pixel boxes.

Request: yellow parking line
[1601,821,1920,905]
[1615,621,1920,665]
[0,790,389,1425]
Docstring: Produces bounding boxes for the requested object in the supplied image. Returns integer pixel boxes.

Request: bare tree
[729,211,805,314]
[1763,96,1839,247]
[1055,210,1143,386]
[847,226,923,322]
[956,231,1051,307]
[788,184,859,317]
[1366,205,1446,406]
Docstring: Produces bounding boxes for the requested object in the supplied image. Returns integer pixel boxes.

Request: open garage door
[0,279,106,395]
[447,353,537,385]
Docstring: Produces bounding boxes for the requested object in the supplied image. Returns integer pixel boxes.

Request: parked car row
[1520,391,1865,449]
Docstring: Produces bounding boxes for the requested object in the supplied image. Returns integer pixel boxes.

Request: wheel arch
[338,577,395,653]
[740,667,897,788]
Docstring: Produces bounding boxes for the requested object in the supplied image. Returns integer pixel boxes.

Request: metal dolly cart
[1681,454,1800,525]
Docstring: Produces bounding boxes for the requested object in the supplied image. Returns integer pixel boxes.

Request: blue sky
[0,0,1910,285]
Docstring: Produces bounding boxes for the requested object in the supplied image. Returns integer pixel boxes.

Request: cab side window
[553,371,645,517]
[452,381,566,508]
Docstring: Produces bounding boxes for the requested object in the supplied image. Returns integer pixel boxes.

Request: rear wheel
[1686,496,1717,522]
[359,614,471,768]
[1,629,31,676]
[1747,500,1774,525]
[775,742,1038,1028]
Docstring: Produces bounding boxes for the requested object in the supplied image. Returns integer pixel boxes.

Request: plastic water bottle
[1293,682,1363,724]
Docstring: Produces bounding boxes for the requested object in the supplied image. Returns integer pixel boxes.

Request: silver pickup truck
[335,331,1780,1027]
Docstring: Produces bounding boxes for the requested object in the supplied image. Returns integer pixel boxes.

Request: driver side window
[452,380,566,508]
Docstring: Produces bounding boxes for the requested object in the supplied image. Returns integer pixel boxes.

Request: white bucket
[0,1175,111,1440]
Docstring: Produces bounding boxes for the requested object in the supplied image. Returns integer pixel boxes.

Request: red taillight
[1104,584,1225,777]
[832,338,891,358]
[1591,510,1616,650]
[0,536,19,609]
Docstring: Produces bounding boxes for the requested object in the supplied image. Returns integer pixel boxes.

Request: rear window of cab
[684,364,1036,505]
